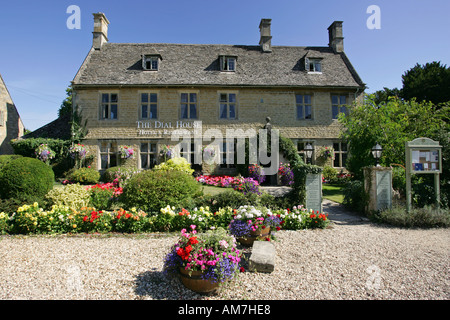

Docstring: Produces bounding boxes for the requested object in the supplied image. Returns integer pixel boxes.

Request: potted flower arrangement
[278,162,294,186]
[228,205,283,246]
[35,144,56,164]
[69,143,87,168]
[160,144,174,161]
[248,164,265,184]
[163,225,241,294]
[119,145,135,159]
[318,146,335,161]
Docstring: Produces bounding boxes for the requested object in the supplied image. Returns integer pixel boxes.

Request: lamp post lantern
[305,143,313,164]
[372,143,382,167]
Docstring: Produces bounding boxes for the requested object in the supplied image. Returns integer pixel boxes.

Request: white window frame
[220,56,236,72]
[142,55,160,71]
[99,141,118,170]
[140,141,158,169]
[305,57,322,73]
[333,141,348,168]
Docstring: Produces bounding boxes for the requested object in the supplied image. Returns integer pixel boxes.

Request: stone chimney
[259,19,272,53]
[92,12,110,50]
[327,21,344,53]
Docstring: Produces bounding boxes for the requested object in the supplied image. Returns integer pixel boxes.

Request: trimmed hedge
[0,157,55,201]
[121,170,202,212]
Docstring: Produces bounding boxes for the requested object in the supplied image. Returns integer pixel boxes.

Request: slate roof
[72,43,365,89]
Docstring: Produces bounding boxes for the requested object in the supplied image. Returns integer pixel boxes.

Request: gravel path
[0,218,448,300]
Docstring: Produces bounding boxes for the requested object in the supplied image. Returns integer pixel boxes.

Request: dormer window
[305,57,322,73]
[220,56,236,72]
[142,55,160,71]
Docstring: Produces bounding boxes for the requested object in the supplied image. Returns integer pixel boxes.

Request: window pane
[150,143,157,153]
[228,58,235,71]
[315,62,321,72]
[229,94,236,103]
[102,94,109,103]
[340,95,346,105]
[150,93,157,103]
[305,105,312,119]
[190,104,197,119]
[220,104,227,118]
[111,105,118,119]
[332,106,339,119]
[332,95,338,105]
[333,156,340,168]
[220,94,227,102]
[141,93,148,103]
[110,94,118,103]
[150,104,157,118]
[151,59,158,70]
[296,95,303,104]
[141,154,148,169]
[333,143,340,151]
[102,105,108,119]
[110,154,117,167]
[341,106,348,116]
[181,93,188,103]
[142,105,148,118]
[190,93,197,103]
[304,95,311,104]
[297,142,304,151]
[341,143,347,152]
[297,105,303,119]
[149,154,156,168]
[101,155,108,170]
[181,104,188,119]
[229,104,236,118]
[141,143,148,153]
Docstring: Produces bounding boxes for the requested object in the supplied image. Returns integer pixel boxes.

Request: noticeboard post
[405,137,442,212]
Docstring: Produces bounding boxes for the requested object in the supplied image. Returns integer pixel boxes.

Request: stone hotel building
[72,13,365,176]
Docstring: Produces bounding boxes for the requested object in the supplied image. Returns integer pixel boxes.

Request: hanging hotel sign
[136,120,202,136]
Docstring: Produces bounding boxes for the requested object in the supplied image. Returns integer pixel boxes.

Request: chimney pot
[93,12,110,50]
[328,21,344,53]
[259,19,272,53]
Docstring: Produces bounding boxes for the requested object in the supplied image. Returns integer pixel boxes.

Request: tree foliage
[339,95,449,180]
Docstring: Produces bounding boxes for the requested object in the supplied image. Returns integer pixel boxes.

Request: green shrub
[342,180,368,213]
[45,184,91,210]
[102,166,140,186]
[0,154,23,171]
[0,157,54,202]
[322,165,339,182]
[65,167,100,185]
[89,188,115,210]
[198,189,258,213]
[376,205,450,228]
[153,157,194,175]
[121,170,202,212]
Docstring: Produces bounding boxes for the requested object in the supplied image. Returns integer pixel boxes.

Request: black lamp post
[371,143,383,167]
[305,143,313,164]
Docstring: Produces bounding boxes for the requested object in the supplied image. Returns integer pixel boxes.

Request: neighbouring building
[71,13,365,177]
[0,73,25,154]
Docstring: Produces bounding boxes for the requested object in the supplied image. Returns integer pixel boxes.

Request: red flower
[240,267,245,273]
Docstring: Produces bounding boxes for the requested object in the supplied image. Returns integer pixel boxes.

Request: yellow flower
[33,202,39,208]
[72,224,77,229]
[33,221,37,226]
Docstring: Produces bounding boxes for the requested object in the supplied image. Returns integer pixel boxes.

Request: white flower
[236,214,242,219]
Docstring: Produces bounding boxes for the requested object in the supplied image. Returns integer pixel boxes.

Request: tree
[401,61,450,105]
[339,95,449,180]
[58,86,73,117]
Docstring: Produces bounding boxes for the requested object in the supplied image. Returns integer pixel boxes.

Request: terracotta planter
[179,268,219,294]
[237,226,270,246]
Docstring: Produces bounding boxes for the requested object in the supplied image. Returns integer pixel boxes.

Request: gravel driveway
[0,214,448,300]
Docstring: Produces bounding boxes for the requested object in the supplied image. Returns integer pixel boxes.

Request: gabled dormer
[142,54,162,71]
[219,55,237,72]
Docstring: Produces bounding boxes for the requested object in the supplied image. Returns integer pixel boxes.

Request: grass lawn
[322,183,345,204]
[201,185,232,196]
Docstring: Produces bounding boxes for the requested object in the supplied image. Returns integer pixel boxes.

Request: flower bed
[0,202,329,235]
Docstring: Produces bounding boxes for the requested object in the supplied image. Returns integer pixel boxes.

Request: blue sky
[0,0,449,131]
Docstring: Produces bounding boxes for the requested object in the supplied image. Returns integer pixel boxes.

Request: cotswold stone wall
[74,86,361,170]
